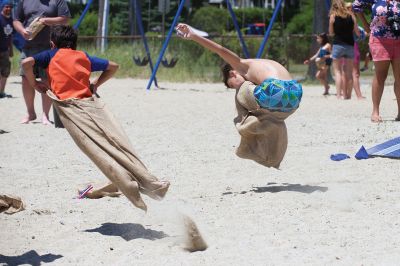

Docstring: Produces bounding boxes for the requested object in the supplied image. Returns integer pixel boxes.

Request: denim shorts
[19,47,48,79]
[331,44,354,59]
[253,78,303,112]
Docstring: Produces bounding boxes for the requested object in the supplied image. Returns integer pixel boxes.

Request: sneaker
[0,92,5,98]
[360,66,368,72]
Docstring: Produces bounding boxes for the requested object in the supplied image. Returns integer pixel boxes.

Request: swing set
[70,0,287,90]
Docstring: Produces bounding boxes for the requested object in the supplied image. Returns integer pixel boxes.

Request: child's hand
[175,23,195,39]
[303,59,310,65]
[34,81,48,93]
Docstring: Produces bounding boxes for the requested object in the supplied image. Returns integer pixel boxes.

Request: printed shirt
[353,0,400,39]
[0,14,13,52]
[33,48,109,100]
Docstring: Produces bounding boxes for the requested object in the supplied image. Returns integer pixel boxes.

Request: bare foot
[42,115,52,126]
[20,114,37,124]
[357,96,366,100]
[141,180,170,200]
[371,114,382,123]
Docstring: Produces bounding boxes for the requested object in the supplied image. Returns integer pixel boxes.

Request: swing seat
[161,57,178,68]
[133,56,149,66]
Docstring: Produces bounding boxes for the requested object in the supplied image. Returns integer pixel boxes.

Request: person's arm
[304,49,320,64]
[328,15,335,37]
[39,16,69,26]
[176,23,248,75]
[352,0,371,34]
[352,14,361,37]
[91,61,119,92]
[355,12,370,34]
[21,57,48,93]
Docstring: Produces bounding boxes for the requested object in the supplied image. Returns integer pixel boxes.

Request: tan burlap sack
[26,17,45,40]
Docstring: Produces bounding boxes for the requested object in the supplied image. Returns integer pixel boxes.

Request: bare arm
[176,23,249,74]
[352,14,361,37]
[21,57,48,93]
[39,16,69,26]
[304,49,320,64]
[91,61,119,92]
[356,12,370,34]
[329,15,335,36]
[13,20,30,39]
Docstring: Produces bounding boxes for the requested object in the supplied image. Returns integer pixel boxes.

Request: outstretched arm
[176,23,248,74]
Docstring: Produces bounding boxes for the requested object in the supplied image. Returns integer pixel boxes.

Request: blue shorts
[331,44,354,59]
[254,78,303,112]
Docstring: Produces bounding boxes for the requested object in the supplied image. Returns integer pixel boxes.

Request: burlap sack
[0,195,25,214]
[234,81,295,168]
[26,17,45,41]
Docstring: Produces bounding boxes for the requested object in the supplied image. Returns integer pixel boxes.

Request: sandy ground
[1,76,400,265]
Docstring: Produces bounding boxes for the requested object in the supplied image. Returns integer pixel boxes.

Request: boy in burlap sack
[21,25,169,211]
[176,23,303,168]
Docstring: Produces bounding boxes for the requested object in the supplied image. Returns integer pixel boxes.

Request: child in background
[22,25,169,211]
[304,33,332,95]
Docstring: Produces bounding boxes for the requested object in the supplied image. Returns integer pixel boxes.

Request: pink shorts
[369,36,400,61]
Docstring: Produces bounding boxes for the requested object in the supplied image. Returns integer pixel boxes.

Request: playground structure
[9,0,290,90]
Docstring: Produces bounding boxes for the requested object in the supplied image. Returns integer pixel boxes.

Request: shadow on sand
[222,182,328,196]
[251,182,328,194]
[84,223,168,241]
[0,250,63,266]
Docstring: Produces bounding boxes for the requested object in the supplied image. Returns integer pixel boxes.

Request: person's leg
[332,59,343,99]
[41,93,52,125]
[0,76,6,96]
[391,58,400,120]
[21,76,37,123]
[318,68,329,95]
[342,58,354,99]
[371,60,390,122]
[352,60,365,99]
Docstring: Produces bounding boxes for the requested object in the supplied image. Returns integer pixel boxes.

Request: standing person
[346,2,366,99]
[352,0,400,122]
[13,0,70,124]
[22,25,170,211]
[176,23,303,168]
[0,1,13,99]
[329,0,360,99]
[304,33,332,95]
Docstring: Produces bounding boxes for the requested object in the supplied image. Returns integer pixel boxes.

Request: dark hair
[221,63,233,87]
[318,33,329,46]
[50,25,78,50]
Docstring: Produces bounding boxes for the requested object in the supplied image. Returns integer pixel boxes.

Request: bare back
[240,59,293,85]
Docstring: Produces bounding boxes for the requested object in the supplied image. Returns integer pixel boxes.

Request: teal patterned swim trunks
[253,78,303,112]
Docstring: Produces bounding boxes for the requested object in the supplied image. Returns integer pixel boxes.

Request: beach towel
[47,91,168,211]
[234,81,294,168]
[0,195,25,214]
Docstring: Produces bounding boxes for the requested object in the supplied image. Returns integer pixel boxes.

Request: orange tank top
[47,49,92,100]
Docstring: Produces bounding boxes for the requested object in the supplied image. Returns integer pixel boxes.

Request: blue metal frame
[256,0,284,58]
[146,0,186,90]
[225,0,249,58]
[133,0,158,87]
[73,0,94,30]
[325,0,331,11]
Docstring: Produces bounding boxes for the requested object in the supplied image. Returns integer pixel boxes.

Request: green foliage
[285,0,313,35]
[191,6,230,34]
[70,11,98,36]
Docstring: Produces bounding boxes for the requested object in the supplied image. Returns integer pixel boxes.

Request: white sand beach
[1,76,400,265]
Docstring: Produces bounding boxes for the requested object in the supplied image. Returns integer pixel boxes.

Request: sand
[1,76,400,265]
